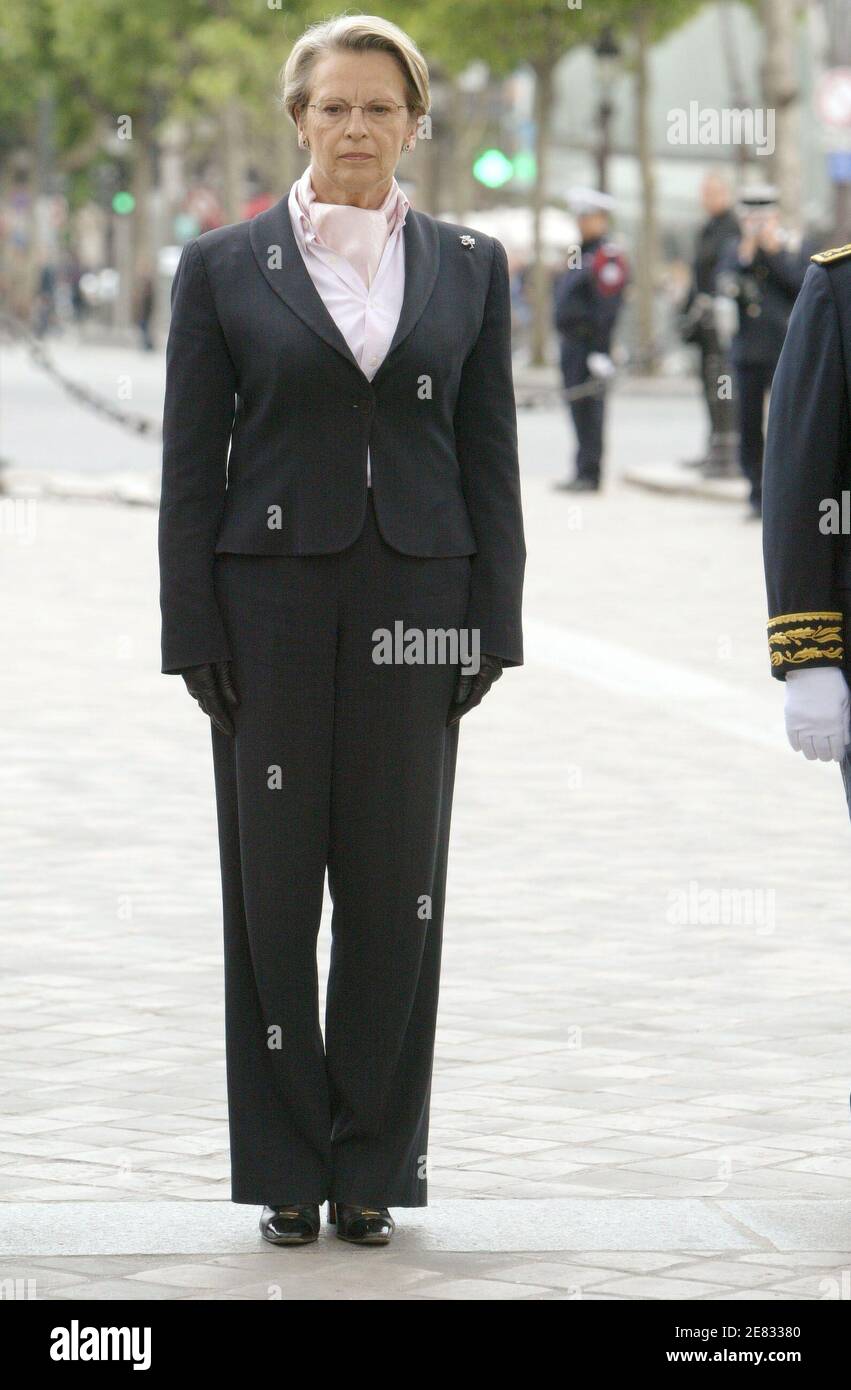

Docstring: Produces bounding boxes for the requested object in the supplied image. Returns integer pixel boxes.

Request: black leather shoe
[701,459,739,479]
[259,1203,320,1245]
[327,1201,394,1245]
[552,476,600,492]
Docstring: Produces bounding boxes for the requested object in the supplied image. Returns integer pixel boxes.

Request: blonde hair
[279,13,430,127]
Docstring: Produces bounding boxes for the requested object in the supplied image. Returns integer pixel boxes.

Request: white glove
[587,352,616,380]
[784,668,851,761]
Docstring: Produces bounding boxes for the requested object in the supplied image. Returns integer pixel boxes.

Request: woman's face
[298,50,419,205]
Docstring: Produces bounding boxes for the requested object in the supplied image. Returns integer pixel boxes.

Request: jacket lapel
[248,189,440,384]
[374,207,440,386]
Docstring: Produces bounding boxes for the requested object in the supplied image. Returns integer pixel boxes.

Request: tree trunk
[131,111,155,277]
[717,0,753,178]
[447,79,473,219]
[415,114,440,215]
[759,0,802,232]
[221,100,246,224]
[29,81,58,310]
[529,56,555,366]
[635,6,657,373]
[273,106,299,195]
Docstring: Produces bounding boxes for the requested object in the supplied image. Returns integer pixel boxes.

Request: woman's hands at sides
[179,661,240,737]
[178,653,503,735]
[447,653,504,727]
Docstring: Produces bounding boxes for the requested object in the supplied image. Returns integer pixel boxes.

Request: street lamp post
[594,27,621,194]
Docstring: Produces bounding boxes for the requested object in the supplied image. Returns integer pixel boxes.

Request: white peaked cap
[566,186,616,216]
[738,183,779,207]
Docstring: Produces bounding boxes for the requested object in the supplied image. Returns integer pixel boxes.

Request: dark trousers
[840,746,851,822]
[560,344,605,483]
[697,327,738,467]
[210,492,472,1207]
[735,360,776,506]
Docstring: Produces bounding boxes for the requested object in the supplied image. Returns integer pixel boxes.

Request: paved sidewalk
[2,406,851,1299]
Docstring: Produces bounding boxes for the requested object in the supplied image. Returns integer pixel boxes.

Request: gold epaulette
[811,243,851,265]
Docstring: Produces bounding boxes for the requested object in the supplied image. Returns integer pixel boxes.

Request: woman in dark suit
[158,13,525,1247]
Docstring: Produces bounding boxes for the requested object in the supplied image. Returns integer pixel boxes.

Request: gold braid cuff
[811,243,851,265]
[767,611,843,674]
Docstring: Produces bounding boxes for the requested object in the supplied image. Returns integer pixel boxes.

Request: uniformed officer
[552,187,629,492]
[717,184,809,517]
[762,239,851,789]
[680,171,740,477]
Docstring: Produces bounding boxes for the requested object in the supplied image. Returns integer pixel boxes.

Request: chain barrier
[0,311,162,439]
[1,308,621,427]
[515,372,617,408]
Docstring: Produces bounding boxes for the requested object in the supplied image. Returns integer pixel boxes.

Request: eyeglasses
[307,100,410,126]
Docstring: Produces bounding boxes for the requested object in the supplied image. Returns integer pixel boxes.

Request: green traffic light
[512,151,537,182]
[112,191,136,215]
[472,148,513,189]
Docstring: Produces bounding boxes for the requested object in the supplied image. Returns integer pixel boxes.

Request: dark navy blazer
[763,252,851,679]
[157,192,526,673]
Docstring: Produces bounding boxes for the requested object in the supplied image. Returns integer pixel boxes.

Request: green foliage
[378,0,707,76]
[381,0,616,74]
[0,0,711,184]
[0,0,52,153]
[48,0,203,112]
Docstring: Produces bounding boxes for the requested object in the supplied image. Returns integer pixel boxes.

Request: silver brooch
[460,234,476,248]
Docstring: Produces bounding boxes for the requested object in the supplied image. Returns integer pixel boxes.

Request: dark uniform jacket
[553,236,627,369]
[681,209,739,341]
[762,243,851,679]
[718,238,808,367]
[693,210,740,296]
[158,194,526,674]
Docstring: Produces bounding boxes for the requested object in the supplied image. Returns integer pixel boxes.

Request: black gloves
[180,661,240,737]
[446,653,504,726]
[180,653,504,736]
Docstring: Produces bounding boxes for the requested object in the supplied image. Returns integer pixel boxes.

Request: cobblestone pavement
[2,347,851,1300]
